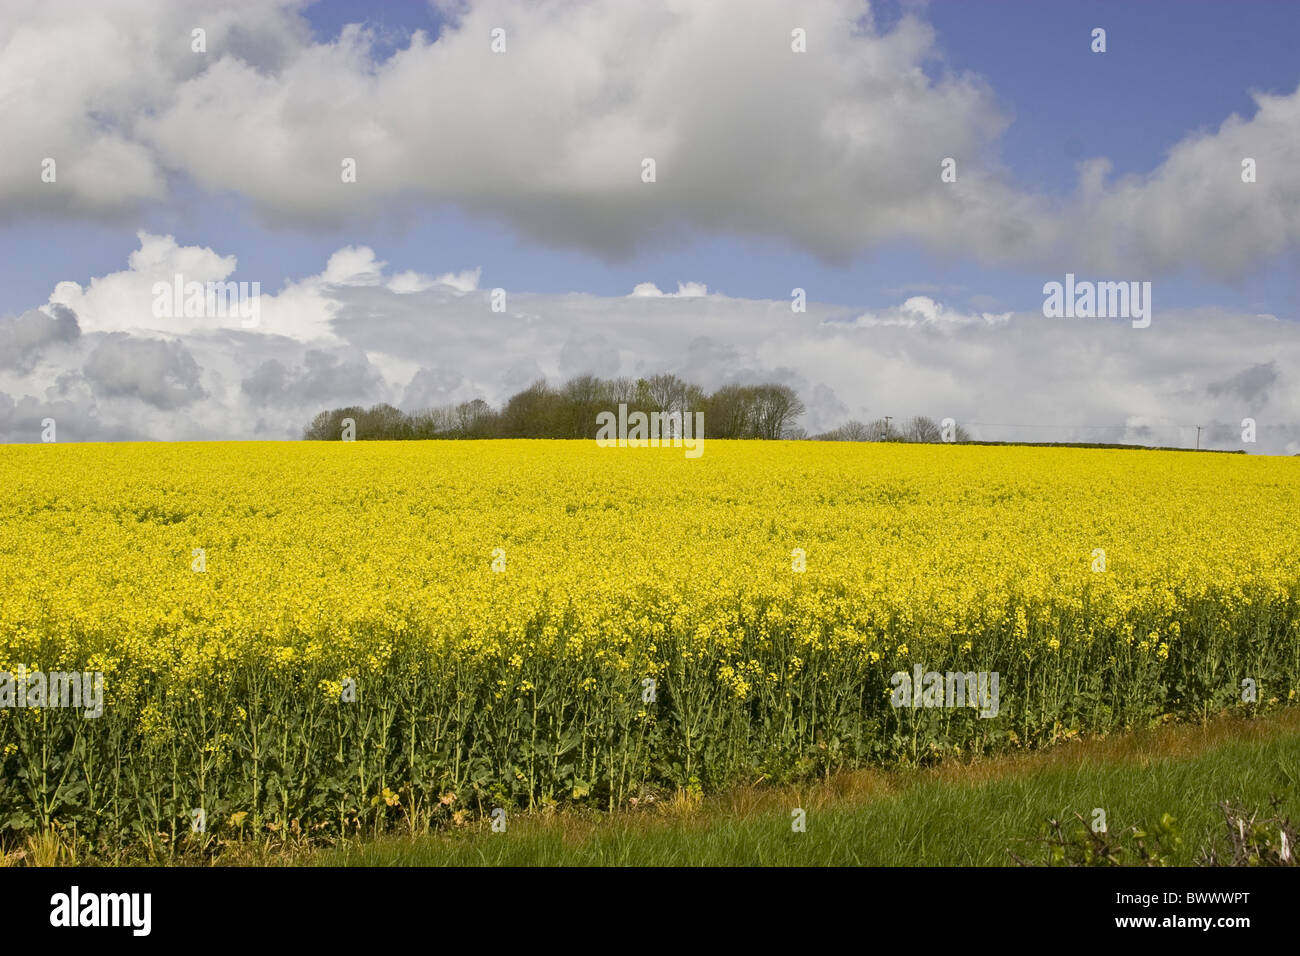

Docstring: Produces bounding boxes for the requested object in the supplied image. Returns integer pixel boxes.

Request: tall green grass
[313,711,1300,867]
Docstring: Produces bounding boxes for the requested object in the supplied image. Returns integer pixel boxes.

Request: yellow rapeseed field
[0,440,1297,850]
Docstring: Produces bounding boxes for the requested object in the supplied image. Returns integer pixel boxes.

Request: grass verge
[8,709,1295,866]
[304,709,1300,866]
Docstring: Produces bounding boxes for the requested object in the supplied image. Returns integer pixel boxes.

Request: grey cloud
[499,359,547,394]
[0,390,142,443]
[240,358,291,403]
[0,305,81,371]
[558,334,620,379]
[806,383,851,433]
[1208,361,1278,403]
[241,349,387,408]
[83,334,205,408]
[401,366,467,411]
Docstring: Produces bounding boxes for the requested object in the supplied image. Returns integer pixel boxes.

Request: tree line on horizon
[811,417,973,443]
[302,372,967,443]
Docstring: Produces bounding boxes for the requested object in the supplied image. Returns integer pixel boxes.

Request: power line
[963,422,1205,430]
[957,420,1262,449]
